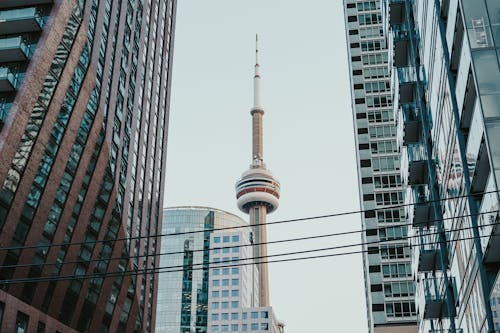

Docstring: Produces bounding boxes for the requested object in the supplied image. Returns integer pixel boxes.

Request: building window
[231,313,238,320]
[15,311,30,333]
[251,311,259,319]
[223,236,230,243]
[231,301,239,308]
[214,237,220,243]
[212,302,219,309]
[232,235,239,242]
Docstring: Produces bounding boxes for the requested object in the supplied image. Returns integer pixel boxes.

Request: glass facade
[386,0,500,332]
[156,207,248,333]
[343,1,416,331]
[0,0,177,332]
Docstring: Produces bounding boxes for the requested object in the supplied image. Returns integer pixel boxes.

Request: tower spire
[253,33,262,111]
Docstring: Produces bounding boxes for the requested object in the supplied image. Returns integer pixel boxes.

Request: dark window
[361,177,372,184]
[368,247,378,254]
[350,42,360,49]
[348,15,357,22]
[346,3,356,8]
[353,83,363,89]
[352,69,362,76]
[355,98,365,104]
[356,112,367,119]
[37,321,46,333]
[349,29,359,35]
[363,194,374,201]
[372,304,385,311]
[359,143,369,150]
[366,228,377,236]
[16,311,30,333]
[365,210,376,218]
[358,128,368,134]
[371,284,383,292]
[360,159,371,167]
[368,265,381,273]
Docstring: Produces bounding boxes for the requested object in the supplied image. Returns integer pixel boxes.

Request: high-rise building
[206,229,284,333]
[235,35,280,308]
[385,0,500,332]
[343,1,417,332]
[155,207,284,333]
[155,207,249,333]
[0,0,176,332]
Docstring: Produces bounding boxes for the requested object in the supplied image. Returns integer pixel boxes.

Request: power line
[1,207,498,271]
[1,218,499,285]
[1,188,497,253]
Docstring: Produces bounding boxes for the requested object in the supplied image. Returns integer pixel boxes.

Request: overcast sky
[163,1,368,331]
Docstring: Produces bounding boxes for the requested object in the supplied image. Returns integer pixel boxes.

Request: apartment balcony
[0,100,11,130]
[418,277,457,320]
[414,233,449,272]
[0,67,21,92]
[397,67,417,104]
[393,25,410,67]
[407,144,428,185]
[398,103,421,145]
[411,185,435,228]
[0,0,53,9]
[0,7,47,35]
[389,0,405,26]
[0,36,34,62]
[429,330,463,333]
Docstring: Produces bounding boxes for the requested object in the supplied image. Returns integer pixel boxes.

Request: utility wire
[1,189,498,253]
[1,218,499,285]
[1,207,498,271]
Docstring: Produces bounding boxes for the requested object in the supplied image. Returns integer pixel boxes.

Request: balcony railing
[410,185,435,228]
[0,67,21,92]
[418,276,457,320]
[413,230,449,272]
[393,24,410,67]
[0,99,12,130]
[428,329,463,333]
[0,0,53,9]
[401,104,421,145]
[0,7,47,35]
[0,36,34,62]
[388,0,405,27]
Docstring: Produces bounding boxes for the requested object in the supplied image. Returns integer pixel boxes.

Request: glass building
[157,207,285,333]
[385,0,500,332]
[343,1,417,332]
[156,207,249,333]
[0,0,176,332]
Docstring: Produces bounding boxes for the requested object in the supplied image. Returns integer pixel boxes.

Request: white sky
[163,1,368,331]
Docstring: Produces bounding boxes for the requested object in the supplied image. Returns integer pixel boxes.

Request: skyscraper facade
[156,207,249,333]
[343,1,417,332]
[386,0,500,332]
[0,0,176,332]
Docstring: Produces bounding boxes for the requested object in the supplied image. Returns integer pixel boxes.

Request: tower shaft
[249,204,270,306]
[252,110,264,166]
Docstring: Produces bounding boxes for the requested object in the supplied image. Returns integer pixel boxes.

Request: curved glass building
[156,207,248,333]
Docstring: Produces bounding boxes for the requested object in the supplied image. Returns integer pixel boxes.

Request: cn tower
[235,35,280,307]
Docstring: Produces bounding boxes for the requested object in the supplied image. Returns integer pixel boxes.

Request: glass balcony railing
[0,67,21,92]
[0,36,35,62]
[428,329,463,333]
[410,184,436,228]
[413,229,449,272]
[0,100,12,129]
[0,7,47,34]
[417,276,457,320]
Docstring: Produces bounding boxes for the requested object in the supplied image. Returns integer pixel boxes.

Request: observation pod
[235,167,280,214]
